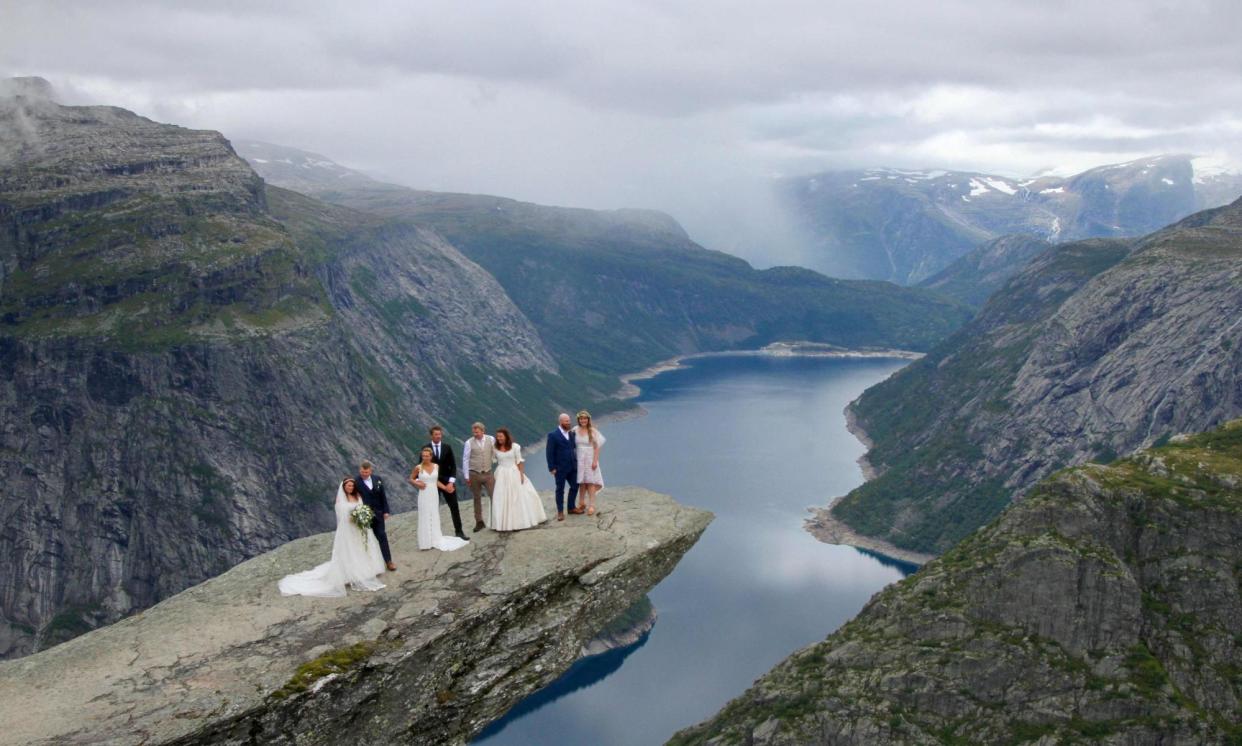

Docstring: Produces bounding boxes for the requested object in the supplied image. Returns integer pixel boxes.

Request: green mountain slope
[238,144,974,375]
[675,421,1242,745]
[0,81,614,659]
[827,198,1242,555]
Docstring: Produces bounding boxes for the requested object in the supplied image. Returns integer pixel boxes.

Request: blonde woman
[574,410,606,515]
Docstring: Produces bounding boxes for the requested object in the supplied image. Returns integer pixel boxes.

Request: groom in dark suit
[546,412,579,520]
[425,425,469,541]
[356,460,396,571]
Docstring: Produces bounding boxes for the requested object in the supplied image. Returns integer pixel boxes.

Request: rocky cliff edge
[0,487,711,745]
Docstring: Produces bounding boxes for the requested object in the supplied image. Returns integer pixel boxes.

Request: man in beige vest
[462,421,496,532]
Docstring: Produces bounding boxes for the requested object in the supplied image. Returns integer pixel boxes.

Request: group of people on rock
[278,411,606,598]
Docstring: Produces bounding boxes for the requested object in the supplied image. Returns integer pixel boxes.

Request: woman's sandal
[587,506,595,516]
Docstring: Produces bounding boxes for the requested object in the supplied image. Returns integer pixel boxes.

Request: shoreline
[550,341,933,568]
[614,342,924,402]
[805,403,934,567]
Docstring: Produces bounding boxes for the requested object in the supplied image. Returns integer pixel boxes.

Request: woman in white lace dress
[411,447,469,552]
[574,410,606,515]
[278,478,386,597]
[491,428,548,531]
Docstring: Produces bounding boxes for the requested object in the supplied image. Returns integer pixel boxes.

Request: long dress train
[416,465,469,551]
[492,444,548,531]
[278,486,386,597]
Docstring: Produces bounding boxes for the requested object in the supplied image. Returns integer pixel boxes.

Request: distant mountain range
[236,141,968,376]
[781,155,1242,284]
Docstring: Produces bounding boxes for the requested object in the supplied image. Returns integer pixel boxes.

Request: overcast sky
[4,0,1242,257]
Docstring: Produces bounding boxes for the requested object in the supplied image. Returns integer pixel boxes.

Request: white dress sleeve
[514,443,524,464]
[595,429,606,447]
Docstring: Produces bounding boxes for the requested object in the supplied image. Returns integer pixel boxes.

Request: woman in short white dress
[490,427,548,531]
[574,410,606,515]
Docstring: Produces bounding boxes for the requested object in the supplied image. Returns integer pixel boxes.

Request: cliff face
[240,143,973,375]
[0,87,608,659]
[0,488,712,746]
[675,422,1242,745]
[827,198,1242,555]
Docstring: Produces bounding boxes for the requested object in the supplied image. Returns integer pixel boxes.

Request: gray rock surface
[674,423,1242,745]
[0,84,609,660]
[827,198,1242,554]
[0,487,711,745]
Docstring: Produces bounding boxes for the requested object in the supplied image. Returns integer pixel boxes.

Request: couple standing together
[546,411,606,520]
[418,423,547,542]
[277,412,606,598]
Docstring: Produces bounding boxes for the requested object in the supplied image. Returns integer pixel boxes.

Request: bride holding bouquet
[278,477,386,597]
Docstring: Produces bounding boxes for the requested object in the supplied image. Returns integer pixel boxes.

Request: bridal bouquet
[351,504,376,548]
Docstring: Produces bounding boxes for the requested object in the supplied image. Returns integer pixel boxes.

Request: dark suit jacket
[546,428,578,473]
[355,473,390,515]
[424,441,458,493]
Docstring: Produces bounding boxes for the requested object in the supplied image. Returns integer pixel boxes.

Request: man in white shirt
[462,421,496,533]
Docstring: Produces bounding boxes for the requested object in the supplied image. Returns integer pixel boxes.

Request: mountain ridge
[782,155,1242,284]
[825,196,1242,555]
[239,141,972,375]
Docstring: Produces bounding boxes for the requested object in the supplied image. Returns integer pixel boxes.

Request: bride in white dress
[491,428,548,531]
[278,478,386,597]
[410,446,469,552]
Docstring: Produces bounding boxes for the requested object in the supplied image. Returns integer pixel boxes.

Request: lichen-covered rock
[0,487,711,745]
[674,422,1242,745]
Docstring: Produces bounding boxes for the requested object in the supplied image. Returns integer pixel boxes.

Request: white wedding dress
[492,444,548,531]
[415,465,469,551]
[278,485,386,597]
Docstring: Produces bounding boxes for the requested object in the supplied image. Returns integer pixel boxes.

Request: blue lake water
[476,355,916,745]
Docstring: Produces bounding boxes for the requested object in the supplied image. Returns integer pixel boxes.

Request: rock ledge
[0,487,711,746]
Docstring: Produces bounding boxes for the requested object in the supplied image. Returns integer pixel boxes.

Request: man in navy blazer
[546,412,580,520]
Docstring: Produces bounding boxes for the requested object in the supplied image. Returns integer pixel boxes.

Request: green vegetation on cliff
[830,198,1242,555]
[674,421,1242,745]
[242,146,974,377]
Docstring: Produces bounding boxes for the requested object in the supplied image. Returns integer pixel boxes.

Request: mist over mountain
[781,155,1242,284]
[238,141,970,375]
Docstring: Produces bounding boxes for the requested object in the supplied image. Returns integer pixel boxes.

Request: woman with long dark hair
[491,427,548,531]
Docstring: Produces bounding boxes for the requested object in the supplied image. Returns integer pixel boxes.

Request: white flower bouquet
[351,504,376,547]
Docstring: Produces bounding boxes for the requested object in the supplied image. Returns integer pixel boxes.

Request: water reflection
[476,630,652,740]
[477,356,916,745]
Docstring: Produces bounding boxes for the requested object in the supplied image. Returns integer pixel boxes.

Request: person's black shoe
[456,532,470,541]
[473,521,486,533]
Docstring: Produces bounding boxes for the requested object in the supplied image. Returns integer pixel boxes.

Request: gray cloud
[4,0,1241,264]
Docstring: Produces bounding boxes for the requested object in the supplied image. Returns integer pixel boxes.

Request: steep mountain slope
[674,421,1242,745]
[826,198,1242,555]
[239,145,972,374]
[782,155,1240,284]
[0,82,608,659]
[917,233,1051,308]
